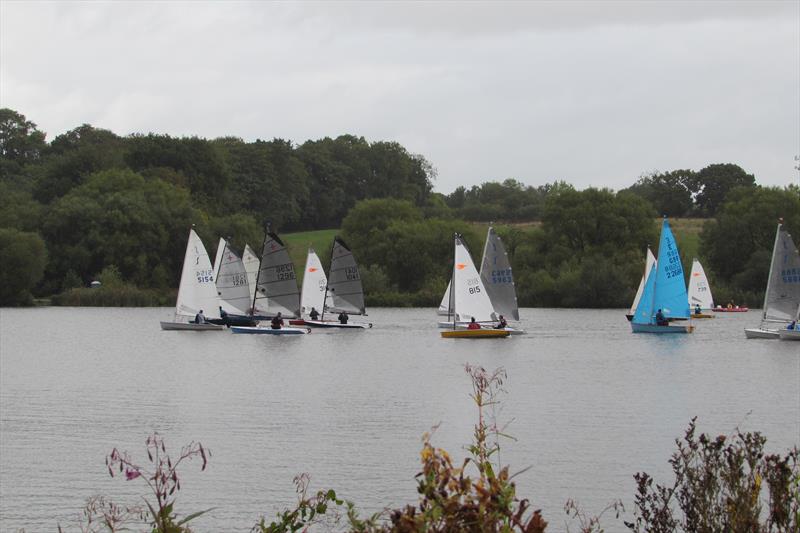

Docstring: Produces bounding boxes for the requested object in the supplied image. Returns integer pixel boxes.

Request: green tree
[126,133,232,210]
[621,169,695,217]
[0,108,47,165]
[40,168,201,293]
[700,185,800,296]
[32,124,126,203]
[691,163,756,216]
[0,228,47,305]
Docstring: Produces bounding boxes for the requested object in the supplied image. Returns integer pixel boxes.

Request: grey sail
[479,227,520,321]
[763,223,800,323]
[216,239,252,315]
[252,232,301,318]
[326,237,365,315]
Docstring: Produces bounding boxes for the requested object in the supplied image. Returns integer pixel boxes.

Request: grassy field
[281,228,340,282]
[669,218,708,262]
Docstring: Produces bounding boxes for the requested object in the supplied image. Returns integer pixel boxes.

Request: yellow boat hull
[691,313,714,319]
[441,329,510,339]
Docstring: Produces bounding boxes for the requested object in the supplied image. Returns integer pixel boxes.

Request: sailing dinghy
[305,237,372,329]
[687,258,715,318]
[209,238,257,327]
[438,227,523,334]
[630,218,694,334]
[441,234,509,339]
[160,228,223,331]
[232,228,310,335]
[745,220,800,339]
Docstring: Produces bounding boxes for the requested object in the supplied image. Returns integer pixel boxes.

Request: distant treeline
[1,107,798,307]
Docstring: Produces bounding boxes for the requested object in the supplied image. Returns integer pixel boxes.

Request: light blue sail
[654,218,690,319]
[632,263,657,324]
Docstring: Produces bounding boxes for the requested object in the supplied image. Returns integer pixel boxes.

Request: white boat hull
[231,326,310,335]
[160,321,223,331]
[744,327,780,339]
[778,329,800,341]
[630,322,693,334]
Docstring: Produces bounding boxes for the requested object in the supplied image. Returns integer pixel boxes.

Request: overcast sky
[1,1,798,193]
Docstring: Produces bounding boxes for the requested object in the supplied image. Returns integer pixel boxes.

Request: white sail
[215,240,252,315]
[242,243,260,304]
[762,223,800,323]
[252,231,301,318]
[687,258,714,310]
[211,237,225,278]
[300,248,328,316]
[325,237,365,315]
[629,248,656,314]
[173,229,220,322]
[480,227,519,321]
[437,281,451,316]
[452,235,496,323]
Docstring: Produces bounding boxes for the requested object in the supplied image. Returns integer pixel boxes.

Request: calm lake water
[1,307,798,532]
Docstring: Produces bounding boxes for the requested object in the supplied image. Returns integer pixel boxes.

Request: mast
[321,237,335,322]
[249,224,269,317]
[450,233,458,330]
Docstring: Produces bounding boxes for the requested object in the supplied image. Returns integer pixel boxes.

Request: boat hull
[744,328,780,339]
[303,320,372,329]
[160,321,223,331]
[436,321,524,335]
[630,322,694,334]
[714,307,749,312]
[230,326,310,335]
[778,329,800,341]
[208,315,258,327]
[691,313,714,319]
[441,329,510,339]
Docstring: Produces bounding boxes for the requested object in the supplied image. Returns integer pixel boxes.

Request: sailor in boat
[655,309,668,326]
[309,307,320,320]
[496,315,508,329]
[338,312,348,324]
[788,321,797,331]
[467,317,481,330]
[271,312,284,330]
[694,304,702,315]
[195,310,207,324]
[219,306,228,322]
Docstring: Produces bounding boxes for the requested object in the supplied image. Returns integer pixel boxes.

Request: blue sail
[654,218,690,319]
[632,263,657,324]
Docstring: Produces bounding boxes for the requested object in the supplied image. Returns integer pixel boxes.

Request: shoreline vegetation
[61,365,798,532]
[2,108,798,309]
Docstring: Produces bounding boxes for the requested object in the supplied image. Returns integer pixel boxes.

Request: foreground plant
[257,364,548,532]
[105,433,212,532]
[624,418,800,532]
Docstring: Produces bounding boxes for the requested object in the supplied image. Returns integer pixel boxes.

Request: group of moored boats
[160,227,371,335]
[627,217,800,340]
